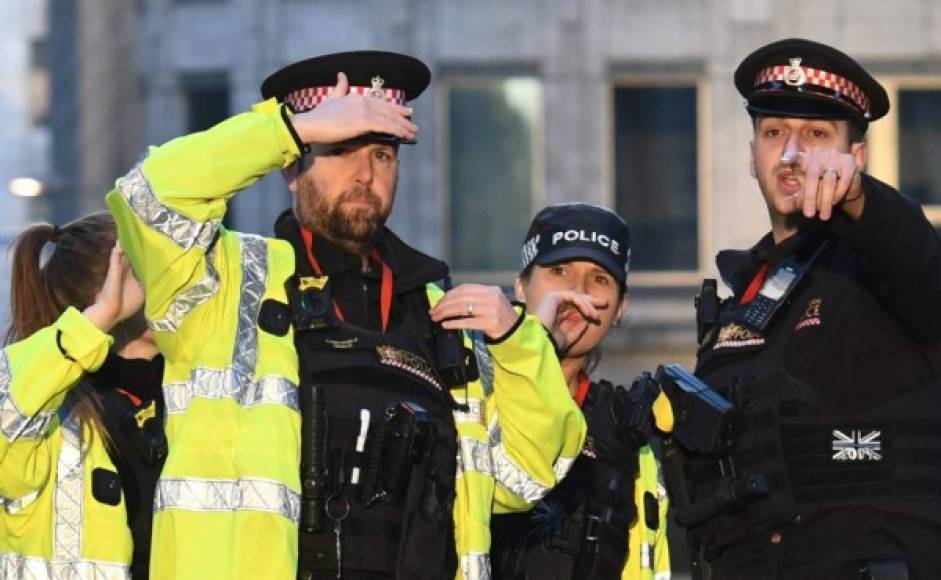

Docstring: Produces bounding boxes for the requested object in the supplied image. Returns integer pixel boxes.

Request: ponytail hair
[6,212,118,450]
[7,212,116,343]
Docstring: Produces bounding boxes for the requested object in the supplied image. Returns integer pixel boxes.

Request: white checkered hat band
[284,86,407,112]
[754,65,871,115]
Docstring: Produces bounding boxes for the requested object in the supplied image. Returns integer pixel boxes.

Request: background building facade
[23,0,941,574]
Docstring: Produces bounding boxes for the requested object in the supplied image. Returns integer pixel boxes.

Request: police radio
[434,277,479,387]
[736,240,829,333]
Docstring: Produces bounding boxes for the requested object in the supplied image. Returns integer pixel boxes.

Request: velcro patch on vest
[832,429,882,462]
[713,322,766,350]
[795,297,823,331]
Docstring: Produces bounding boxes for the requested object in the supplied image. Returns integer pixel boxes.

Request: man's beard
[295,177,392,254]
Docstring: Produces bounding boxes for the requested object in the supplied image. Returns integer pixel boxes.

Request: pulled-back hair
[6,212,117,447]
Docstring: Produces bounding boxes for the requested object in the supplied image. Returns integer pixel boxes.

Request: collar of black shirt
[273,209,450,295]
[89,351,166,403]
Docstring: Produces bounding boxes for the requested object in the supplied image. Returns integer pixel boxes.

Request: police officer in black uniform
[676,38,941,580]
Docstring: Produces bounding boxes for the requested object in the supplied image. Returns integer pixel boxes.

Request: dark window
[181,71,229,132]
[898,89,941,206]
[447,79,540,271]
[614,85,698,271]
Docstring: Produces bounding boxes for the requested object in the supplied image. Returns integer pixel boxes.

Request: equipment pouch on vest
[359,401,434,506]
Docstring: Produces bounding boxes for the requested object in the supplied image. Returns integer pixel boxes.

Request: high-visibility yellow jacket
[624,445,671,580]
[106,98,586,580]
[0,307,132,579]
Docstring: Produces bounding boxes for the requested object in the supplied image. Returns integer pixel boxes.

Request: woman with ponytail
[0,212,165,579]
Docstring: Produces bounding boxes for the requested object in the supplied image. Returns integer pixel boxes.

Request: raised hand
[533,290,606,355]
[290,72,418,145]
[429,284,521,340]
[83,244,145,332]
[783,146,865,221]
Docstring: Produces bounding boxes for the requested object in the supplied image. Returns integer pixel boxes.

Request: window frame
[437,75,546,285]
[604,75,712,287]
[867,76,941,226]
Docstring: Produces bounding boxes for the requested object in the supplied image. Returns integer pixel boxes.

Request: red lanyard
[739,263,770,305]
[573,371,592,408]
[299,227,393,333]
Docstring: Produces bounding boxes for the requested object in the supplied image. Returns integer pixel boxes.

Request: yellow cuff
[53,307,114,372]
[252,97,302,166]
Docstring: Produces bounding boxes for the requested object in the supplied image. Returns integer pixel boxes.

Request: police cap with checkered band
[520,203,632,288]
[734,38,889,126]
[260,50,431,144]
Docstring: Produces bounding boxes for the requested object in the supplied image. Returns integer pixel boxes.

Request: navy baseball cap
[520,203,632,287]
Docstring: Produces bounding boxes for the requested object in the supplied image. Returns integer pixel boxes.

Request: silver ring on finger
[466,301,474,316]
[823,166,839,178]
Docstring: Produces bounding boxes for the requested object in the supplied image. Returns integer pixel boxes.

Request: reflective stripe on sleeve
[154,477,301,524]
[116,165,220,251]
[460,551,491,580]
[490,442,549,503]
[456,436,492,480]
[0,490,38,514]
[148,246,220,332]
[0,350,55,441]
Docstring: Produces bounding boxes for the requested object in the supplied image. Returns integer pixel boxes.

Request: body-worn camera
[288,276,337,332]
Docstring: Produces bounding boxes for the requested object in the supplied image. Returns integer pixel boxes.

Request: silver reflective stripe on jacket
[490,441,549,503]
[460,551,491,580]
[0,553,130,580]
[153,477,300,524]
[161,234,298,415]
[149,246,221,333]
[456,437,493,480]
[0,350,55,442]
[53,414,84,561]
[453,398,484,424]
[116,165,220,251]
[0,490,38,514]
[164,368,298,414]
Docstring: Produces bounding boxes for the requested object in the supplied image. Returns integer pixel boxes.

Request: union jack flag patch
[832,429,882,462]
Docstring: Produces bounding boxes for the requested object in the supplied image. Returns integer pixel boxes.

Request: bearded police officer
[107,51,586,580]
[669,39,941,580]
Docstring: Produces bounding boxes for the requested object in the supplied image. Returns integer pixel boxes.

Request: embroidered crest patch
[795,297,822,331]
[713,322,765,350]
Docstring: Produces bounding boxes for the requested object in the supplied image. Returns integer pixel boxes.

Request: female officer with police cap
[490,203,671,580]
[106,50,586,579]
[674,38,941,580]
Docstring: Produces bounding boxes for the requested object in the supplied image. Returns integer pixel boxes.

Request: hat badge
[784,57,806,87]
[367,76,385,98]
